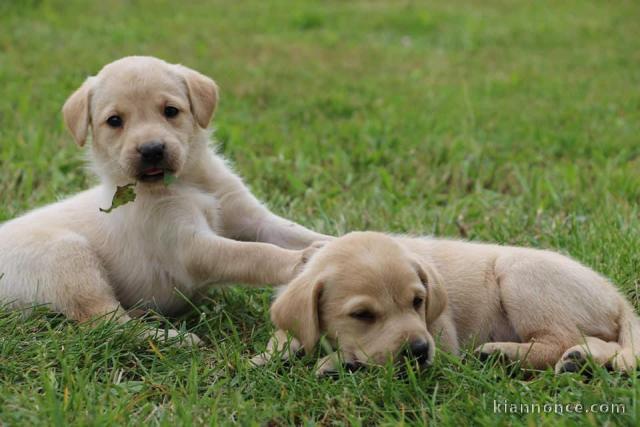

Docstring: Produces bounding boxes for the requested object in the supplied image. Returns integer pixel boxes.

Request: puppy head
[271,231,448,369]
[62,56,218,185]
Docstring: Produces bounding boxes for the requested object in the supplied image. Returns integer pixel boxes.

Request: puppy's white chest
[99,187,220,312]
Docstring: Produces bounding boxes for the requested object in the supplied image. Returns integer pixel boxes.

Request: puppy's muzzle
[137,141,169,182]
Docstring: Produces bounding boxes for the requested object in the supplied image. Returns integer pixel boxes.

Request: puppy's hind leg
[0,231,200,346]
[0,231,124,323]
[475,259,572,369]
[475,340,566,369]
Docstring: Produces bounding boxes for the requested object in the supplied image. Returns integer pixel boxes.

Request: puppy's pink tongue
[143,168,163,176]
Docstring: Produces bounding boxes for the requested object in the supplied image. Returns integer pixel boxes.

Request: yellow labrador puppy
[262,231,639,375]
[0,56,329,344]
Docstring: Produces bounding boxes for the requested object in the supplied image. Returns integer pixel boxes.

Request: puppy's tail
[614,301,640,372]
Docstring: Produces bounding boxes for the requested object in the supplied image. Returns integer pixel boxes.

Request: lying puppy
[260,231,639,375]
[0,56,329,344]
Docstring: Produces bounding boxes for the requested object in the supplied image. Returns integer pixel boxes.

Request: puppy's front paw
[293,241,328,274]
[302,241,328,263]
[315,354,340,377]
[144,328,203,347]
[314,352,361,377]
[250,352,271,367]
[250,330,303,367]
[176,331,203,347]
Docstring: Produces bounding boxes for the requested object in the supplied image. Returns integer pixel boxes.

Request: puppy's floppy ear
[174,65,219,128]
[270,271,323,352]
[413,260,448,324]
[62,77,95,147]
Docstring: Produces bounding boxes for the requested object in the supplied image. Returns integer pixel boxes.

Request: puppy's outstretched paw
[315,352,361,377]
[315,354,339,377]
[250,352,271,367]
[174,331,203,347]
[250,330,302,368]
[301,241,328,263]
[143,328,203,347]
[291,241,328,277]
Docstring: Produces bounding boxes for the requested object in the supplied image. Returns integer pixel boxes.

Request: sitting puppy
[261,231,639,375]
[0,56,329,344]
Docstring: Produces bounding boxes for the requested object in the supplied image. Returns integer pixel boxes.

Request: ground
[1,0,639,425]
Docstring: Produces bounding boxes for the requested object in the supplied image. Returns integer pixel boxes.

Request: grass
[1,0,639,425]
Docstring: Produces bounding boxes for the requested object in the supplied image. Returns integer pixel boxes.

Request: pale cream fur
[0,56,329,345]
[261,231,640,375]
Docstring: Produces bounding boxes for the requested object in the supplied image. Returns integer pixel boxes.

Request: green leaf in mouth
[100,172,176,214]
[99,183,137,213]
[163,172,177,186]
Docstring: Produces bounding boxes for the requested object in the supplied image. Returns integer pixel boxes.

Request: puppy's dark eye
[413,297,424,310]
[106,115,123,128]
[164,106,179,118]
[350,310,376,322]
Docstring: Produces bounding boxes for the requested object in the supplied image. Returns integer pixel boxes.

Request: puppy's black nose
[406,340,430,364]
[138,142,165,163]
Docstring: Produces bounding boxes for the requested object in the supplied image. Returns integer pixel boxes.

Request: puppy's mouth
[138,167,170,183]
[323,357,431,378]
[399,356,432,371]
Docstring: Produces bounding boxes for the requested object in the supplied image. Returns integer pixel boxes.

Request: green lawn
[1,0,640,425]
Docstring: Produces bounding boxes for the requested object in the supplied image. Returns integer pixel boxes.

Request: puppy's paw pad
[564,350,585,361]
[555,359,583,374]
[554,348,589,374]
[477,351,507,363]
[474,345,506,363]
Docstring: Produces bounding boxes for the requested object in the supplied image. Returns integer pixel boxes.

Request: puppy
[261,231,639,375]
[0,56,329,344]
